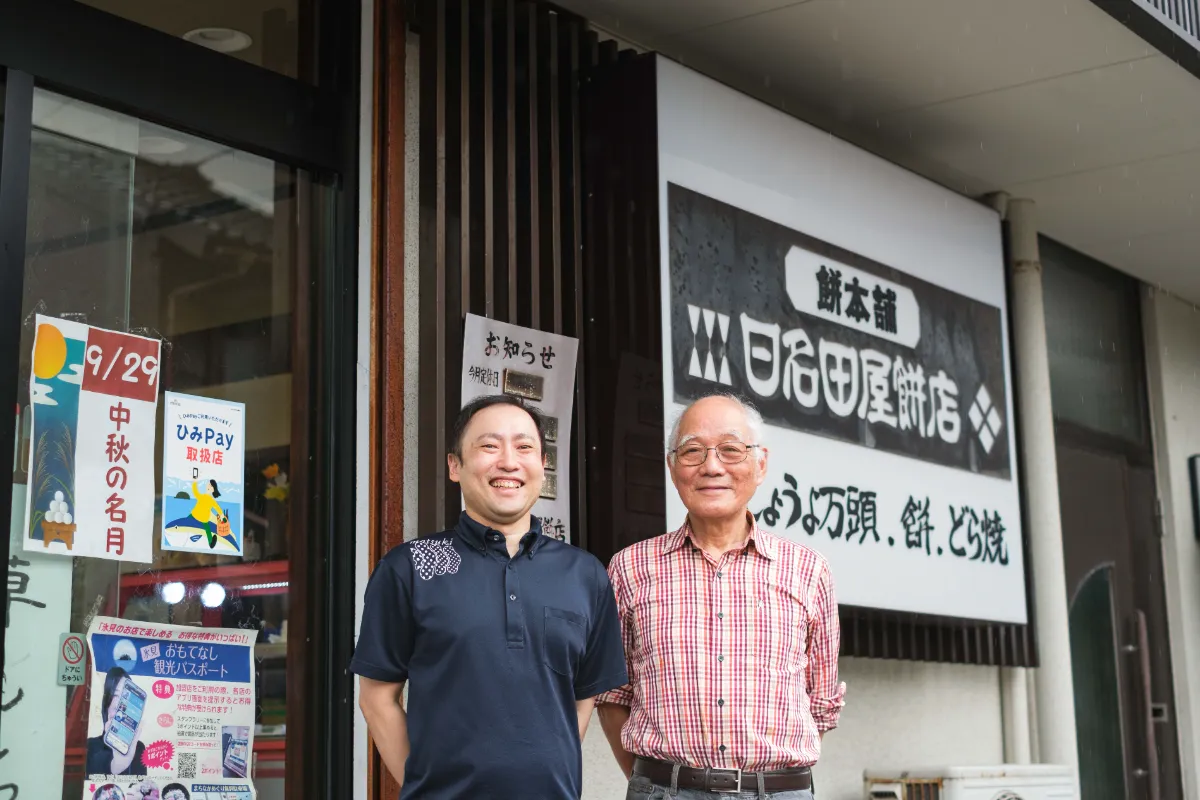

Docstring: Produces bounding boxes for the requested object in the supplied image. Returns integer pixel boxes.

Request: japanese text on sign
[753,472,1010,568]
[483,331,557,369]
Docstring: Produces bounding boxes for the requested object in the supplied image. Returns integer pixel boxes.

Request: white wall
[581,657,1005,800]
[1143,287,1200,800]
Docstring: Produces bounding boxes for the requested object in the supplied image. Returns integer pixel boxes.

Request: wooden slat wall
[415,0,589,540]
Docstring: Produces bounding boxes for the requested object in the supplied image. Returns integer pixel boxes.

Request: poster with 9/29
[24,315,161,562]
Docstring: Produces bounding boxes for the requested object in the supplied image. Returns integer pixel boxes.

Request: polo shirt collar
[456,511,546,556]
[664,510,777,560]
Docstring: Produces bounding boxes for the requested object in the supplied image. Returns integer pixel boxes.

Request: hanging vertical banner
[460,314,579,543]
[1,483,73,798]
[24,315,161,562]
[161,393,247,556]
[82,616,257,800]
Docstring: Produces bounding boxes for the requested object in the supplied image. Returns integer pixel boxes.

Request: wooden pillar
[369,0,407,797]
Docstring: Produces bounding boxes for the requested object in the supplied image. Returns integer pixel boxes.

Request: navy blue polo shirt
[350,512,628,799]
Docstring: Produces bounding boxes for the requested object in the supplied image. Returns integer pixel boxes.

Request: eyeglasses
[671,442,761,466]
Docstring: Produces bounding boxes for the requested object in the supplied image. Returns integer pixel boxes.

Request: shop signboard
[161,393,247,557]
[1,483,72,797]
[82,616,257,800]
[655,58,1027,624]
[24,315,161,562]
[459,314,580,543]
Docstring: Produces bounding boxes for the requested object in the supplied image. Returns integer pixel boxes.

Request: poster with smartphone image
[83,616,257,800]
[161,392,246,557]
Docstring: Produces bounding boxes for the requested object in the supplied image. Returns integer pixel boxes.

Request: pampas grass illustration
[28,422,75,537]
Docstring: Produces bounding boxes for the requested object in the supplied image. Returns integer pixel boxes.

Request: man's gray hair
[666,392,766,458]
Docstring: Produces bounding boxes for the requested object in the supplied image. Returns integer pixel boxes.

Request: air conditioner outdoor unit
[863,765,1075,800]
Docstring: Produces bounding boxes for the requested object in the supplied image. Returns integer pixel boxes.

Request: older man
[598,393,845,800]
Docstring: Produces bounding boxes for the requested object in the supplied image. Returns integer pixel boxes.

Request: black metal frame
[0,66,35,716]
[0,0,360,795]
[1091,0,1200,81]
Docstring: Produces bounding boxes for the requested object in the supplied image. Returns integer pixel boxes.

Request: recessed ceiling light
[183,27,253,54]
[139,135,187,156]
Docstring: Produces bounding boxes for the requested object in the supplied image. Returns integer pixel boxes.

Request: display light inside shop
[200,582,227,608]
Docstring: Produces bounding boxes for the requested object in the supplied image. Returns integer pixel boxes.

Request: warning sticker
[57,632,86,686]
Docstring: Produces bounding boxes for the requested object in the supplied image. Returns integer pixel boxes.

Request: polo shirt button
[509,594,517,601]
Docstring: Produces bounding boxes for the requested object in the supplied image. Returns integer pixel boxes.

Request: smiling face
[668,396,768,525]
[448,403,545,531]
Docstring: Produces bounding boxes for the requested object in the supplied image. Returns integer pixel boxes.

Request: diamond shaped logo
[969,384,1003,454]
[686,304,731,386]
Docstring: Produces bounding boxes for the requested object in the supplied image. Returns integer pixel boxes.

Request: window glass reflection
[6,89,306,800]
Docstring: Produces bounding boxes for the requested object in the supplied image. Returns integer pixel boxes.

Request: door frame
[1057,423,1181,799]
[0,0,361,795]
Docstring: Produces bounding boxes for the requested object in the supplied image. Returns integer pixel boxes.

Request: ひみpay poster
[161,393,246,556]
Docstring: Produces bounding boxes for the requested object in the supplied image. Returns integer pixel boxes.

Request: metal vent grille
[905,781,943,800]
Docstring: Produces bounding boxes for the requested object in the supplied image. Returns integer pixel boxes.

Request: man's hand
[359,676,411,786]
[596,702,636,779]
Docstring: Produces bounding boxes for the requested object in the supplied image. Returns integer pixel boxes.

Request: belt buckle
[710,767,742,794]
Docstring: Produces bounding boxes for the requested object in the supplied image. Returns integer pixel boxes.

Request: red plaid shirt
[597,515,846,771]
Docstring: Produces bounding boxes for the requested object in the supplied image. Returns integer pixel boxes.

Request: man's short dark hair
[449,395,546,458]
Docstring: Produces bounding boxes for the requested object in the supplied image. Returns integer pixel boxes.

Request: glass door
[2,86,321,800]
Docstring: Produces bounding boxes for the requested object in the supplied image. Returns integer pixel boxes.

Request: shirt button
[719,745,727,753]
[716,571,723,578]
[718,655,724,662]
[717,612,724,619]
[509,594,517,601]
[718,699,725,707]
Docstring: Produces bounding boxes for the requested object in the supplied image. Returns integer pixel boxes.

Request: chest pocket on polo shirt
[543,607,587,677]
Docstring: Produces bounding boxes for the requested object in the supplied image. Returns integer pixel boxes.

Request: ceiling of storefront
[553,0,1200,304]
[79,0,303,77]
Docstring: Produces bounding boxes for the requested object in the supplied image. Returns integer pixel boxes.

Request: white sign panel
[1,483,72,797]
[161,393,247,556]
[460,314,579,543]
[24,315,161,562]
[655,57,1026,624]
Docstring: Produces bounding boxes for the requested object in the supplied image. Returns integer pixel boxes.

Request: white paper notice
[161,393,247,557]
[82,617,257,799]
[460,314,579,543]
[24,315,161,562]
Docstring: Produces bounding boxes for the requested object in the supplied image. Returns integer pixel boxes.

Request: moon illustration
[33,323,67,380]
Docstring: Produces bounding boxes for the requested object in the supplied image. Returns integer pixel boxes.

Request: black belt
[633,757,812,794]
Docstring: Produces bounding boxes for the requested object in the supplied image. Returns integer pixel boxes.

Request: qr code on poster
[178,752,197,779]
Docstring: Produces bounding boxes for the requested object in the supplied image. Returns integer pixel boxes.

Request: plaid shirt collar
[663,510,778,561]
